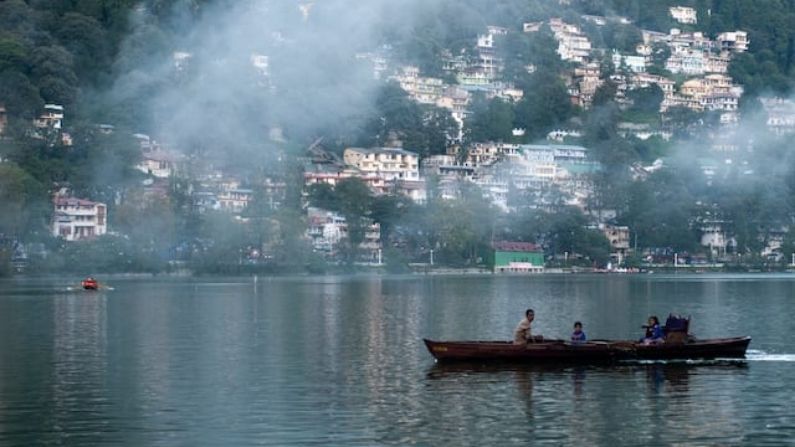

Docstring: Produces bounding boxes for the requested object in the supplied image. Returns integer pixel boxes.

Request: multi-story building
[217,189,253,214]
[136,150,181,178]
[572,63,603,107]
[717,31,749,52]
[436,86,470,141]
[678,74,742,112]
[390,66,445,105]
[250,53,269,78]
[669,6,697,24]
[34,104,64,130]
[306,207,381,261]
[612,51,649,73]
[700,219,734,256]
[52,196,107,241]
[705,52,730,73]
[549,19,592,64]
[761,97,795,135]
[464,142,521,167]
[0,103,6,135]
[343,147,420,181]
[666,48,706,75]
[600,224,631,257]
[303,164,388,193]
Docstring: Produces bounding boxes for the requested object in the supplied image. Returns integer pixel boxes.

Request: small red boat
[81,278,99,290]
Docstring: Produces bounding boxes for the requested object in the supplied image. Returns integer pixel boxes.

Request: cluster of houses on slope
[9,4,793,269]
[34,109,795,268]
[519,12,746,121]
[354,13,751,148]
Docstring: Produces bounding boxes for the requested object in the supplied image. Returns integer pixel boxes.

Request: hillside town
[2,2,795,275]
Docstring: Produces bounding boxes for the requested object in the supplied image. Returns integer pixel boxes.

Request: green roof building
[493,241,545,273]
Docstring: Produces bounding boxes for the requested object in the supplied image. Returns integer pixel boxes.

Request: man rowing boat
[513,309,544,344]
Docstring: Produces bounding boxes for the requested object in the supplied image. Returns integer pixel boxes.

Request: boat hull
[423,337,751,363]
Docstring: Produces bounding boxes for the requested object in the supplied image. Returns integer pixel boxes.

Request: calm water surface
[0,274,794,445]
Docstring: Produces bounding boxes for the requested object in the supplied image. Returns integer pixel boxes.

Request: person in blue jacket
[571,321,586,344]
[642,316,664,344]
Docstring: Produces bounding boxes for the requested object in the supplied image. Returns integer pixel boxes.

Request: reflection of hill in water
[423,361,752,444]
[426,360,749,380]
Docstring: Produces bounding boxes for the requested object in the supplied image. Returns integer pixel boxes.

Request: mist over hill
[2,0,795,275]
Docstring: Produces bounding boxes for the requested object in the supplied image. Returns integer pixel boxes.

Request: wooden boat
[423,336,751,363]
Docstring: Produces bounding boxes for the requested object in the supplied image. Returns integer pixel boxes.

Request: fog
[103,0,438,167]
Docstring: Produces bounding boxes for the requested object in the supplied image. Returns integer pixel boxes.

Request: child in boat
[571,321,586,343]
[642,316,664,344]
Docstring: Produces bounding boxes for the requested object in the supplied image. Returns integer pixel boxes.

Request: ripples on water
[0,275,793,445]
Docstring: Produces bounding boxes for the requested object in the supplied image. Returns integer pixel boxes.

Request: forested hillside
[2,0,795,274]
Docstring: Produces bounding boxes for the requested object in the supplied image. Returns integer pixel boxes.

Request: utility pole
[430,249,434,266]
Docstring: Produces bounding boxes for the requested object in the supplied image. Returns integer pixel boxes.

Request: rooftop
[493,241,542,252]
[54,197,101,207]
[347,147,419,157]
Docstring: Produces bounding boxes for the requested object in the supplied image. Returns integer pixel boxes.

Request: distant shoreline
[8,266,795,279]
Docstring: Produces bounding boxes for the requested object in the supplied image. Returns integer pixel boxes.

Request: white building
[549,19,592,64]
[390,66,445,105]
[217,189,253,214]
[306,207,381,261]
[0,103,6,135]
[612,51,648,73]
[600,224,631,256]
[343,147,420,181]
[173,51,192,71]
[136,150,181,178]
[34,104,64,130]
[700,219,734,256]
[717,31,749,52]
[52,196,107,241]
[761,97,795,134]
[250,53,269,78]
[669,6,697,24]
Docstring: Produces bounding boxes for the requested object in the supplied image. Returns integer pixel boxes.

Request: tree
[513,70,575,140]
[591,80,617,108]
[334,178,373,262]
[0,37,29,73]
[0,70,43,119]
[464,96,515,144]
[370,194,412,245]
[29,46,79,106]
[0,163,46,238]
[54,13,110,82]
[601,22,642,53]
[627,85,663,115]
[306,182,338,211]
[366,82,455,156]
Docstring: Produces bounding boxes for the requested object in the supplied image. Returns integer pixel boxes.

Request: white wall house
[217,189,253,214]
[717,31,749,52]
[136,151,181,178]
[343,147,420,181]
[52,196,107,241]
[669,6,697,24]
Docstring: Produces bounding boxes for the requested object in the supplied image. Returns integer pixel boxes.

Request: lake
[0,274,793,445]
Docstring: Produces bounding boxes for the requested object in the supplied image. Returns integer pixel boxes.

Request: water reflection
[425,361,752,445]
[0,275,792,445]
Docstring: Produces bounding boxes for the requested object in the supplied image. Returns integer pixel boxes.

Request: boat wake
[745,350,795,362]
